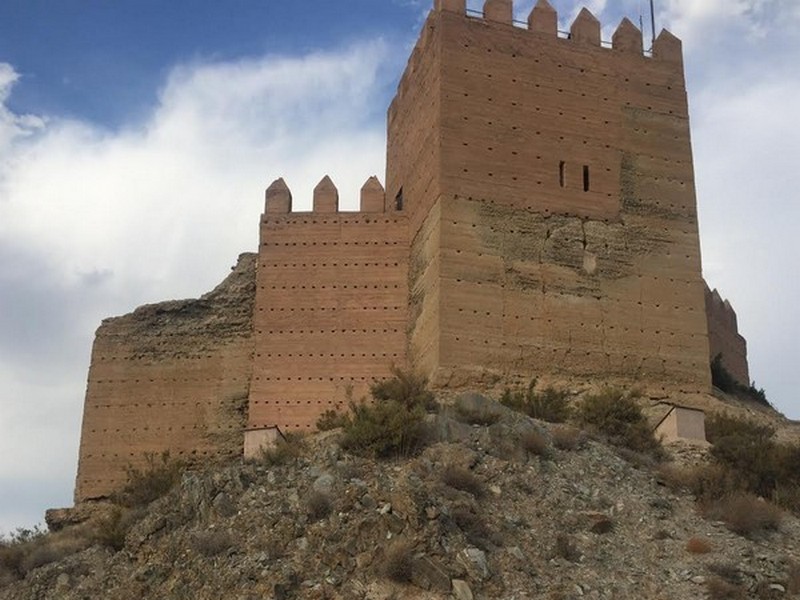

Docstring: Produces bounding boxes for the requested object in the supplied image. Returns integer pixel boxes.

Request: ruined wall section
[705,284,749,386]
[75,254,256,501]
[248,179,409,431]
[391,3,710,392]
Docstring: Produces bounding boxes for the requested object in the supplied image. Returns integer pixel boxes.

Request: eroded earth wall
[388,3,711,392]
[75,254,256,501]
[247,183,409,432]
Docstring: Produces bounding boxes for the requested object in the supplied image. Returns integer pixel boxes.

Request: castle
[74,0,750,501]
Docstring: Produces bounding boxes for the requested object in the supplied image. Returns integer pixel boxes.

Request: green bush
[576,388,663,457]
[371,365,437,412]
[341,399,428,458]
[711,354,770,407]
[340,368,434,459]
[316,409,349,431]
[113,452,184,508]
[703,414,800,513]
[500,379,571,423]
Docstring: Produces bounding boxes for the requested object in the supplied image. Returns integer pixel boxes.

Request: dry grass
[703,493,782,538]
[384,541,413,582]
[500,380,572,423]
[685,536,713,554]
[707,562,742,584]
[259,433,305,467]
[551,426,583,451]
[451,506,493,550]
[788,560,800,594]
[706,576,746,599]
[441,466,485,499]
[305,491,333,521]
[520,430,550,457]
[191,530,234,557]
[454,404,500,426]
[0,525,97,582]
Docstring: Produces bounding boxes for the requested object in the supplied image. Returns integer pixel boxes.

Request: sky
[0,0,798,534]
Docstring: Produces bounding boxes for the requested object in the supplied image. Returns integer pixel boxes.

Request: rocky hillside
[2,392,799,600]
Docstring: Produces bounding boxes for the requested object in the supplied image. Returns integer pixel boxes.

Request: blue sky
[1,0,799,534]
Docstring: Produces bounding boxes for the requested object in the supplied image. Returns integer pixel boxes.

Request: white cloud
[0,41,392,530]
[0,43,389,298]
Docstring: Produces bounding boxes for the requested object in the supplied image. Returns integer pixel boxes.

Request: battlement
[433,0,682,62]
[264,176,397,215]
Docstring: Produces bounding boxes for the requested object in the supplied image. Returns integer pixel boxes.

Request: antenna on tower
[649,0,657,50]
[638,0,644,35]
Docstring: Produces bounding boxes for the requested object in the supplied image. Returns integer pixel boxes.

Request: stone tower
[386,0,711,392]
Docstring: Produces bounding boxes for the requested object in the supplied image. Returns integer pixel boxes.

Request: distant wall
[248,179,409,431]
[74,254,256,501]
[705,283,749,386]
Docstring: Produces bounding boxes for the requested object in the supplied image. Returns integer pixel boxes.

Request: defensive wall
[248,177,409,432]
[74,0,752,501]
[388,0,711,391]
[705,283,750,386]
[75,254,255,501]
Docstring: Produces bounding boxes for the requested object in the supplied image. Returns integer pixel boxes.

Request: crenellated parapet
[434,0,681,60]
[263,175,395,215]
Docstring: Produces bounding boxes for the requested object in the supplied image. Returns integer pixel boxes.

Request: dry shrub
[454,404,500,426]
[576,388,664,458]
[0,525,95,581]
[384,541,413,582]
[788,560,800,594]
[704,413,800,514]
[706,576,746,600]
[305,491,333,521]
[707,562,742,584]
[685,536,713,554]
[501,379,571,423]
[703,493,782,538]
[114,452,184,508]
[520,430,549,457]
[552,534,580,562]
[260,433,305,467]
[551,425,583,451]
[441,466,485,499]
[451,506,492,550]
[92,506,146,552]
[191,529,234,557]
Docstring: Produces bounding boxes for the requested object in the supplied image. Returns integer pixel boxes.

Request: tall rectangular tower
[387,0,711,393]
